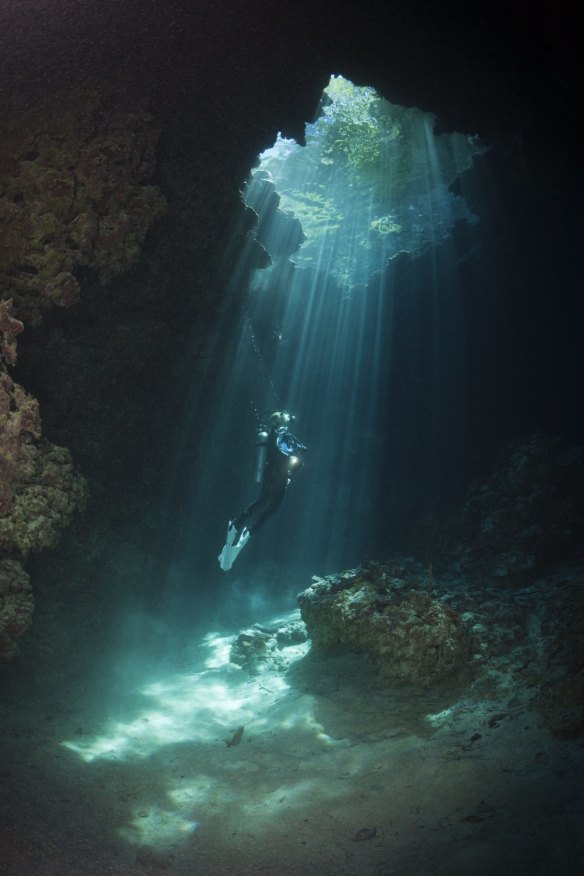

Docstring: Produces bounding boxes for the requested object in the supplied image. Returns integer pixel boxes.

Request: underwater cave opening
[12,75,498,665]
[175,73,488,588]
[3,61,583,876]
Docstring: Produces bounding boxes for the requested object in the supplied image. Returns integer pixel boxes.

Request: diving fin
[218,523,251,571]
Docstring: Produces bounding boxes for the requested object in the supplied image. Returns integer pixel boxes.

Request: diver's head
[270,410,294,428]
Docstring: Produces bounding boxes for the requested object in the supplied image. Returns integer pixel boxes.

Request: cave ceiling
[1,0,581,150]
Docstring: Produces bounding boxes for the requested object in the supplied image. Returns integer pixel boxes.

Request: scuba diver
[218,411,307,571]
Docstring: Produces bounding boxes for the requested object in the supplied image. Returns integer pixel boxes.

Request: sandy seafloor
[1,572,584,876]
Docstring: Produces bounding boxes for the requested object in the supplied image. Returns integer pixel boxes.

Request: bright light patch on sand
[59,603,480,853]
[425,705,457,727]
[60,610,321,846]
[202,631,234,668]
[63,611,308,763]
[119,807,199,846]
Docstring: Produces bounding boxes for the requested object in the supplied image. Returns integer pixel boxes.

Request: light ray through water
[233,76,483,572]
[169,75,484,592]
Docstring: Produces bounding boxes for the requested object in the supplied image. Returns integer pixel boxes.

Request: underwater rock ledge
[298,561,471,687]
[292,557,584,739]
[226,554,584,738]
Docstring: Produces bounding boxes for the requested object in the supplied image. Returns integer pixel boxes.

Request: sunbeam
[204,76,484,574]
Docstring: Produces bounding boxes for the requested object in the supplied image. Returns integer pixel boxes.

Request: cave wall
[0,0,582,654]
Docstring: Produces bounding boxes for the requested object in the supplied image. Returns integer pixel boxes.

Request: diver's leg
[233,498,260,531]
[247,481,286,534]
[233,481,273,532]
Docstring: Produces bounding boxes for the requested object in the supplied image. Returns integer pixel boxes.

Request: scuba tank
[253,428,269,483]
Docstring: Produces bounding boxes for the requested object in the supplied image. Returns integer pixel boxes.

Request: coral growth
[0,301,87,553]
[0,558,33,660]
[0,300,87,657]
[0,81,163,658]
[298,562,470,685]
[0,298,24,365]
[0,440,88,555]
[0,300,42,518]
[0,85,166,324]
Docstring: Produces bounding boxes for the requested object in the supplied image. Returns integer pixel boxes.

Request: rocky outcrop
[0,80,166,657]
[298,562,470,685]
[0,300,87,657]
[297,557,584,737]
[0,439,88,556]
[0,85,166,325]
[229,618,308,675]
[0,558,33,660]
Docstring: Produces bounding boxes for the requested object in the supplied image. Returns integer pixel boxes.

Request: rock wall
[0,83,166,657]
[0,299,88,655]
[0,85,166,325]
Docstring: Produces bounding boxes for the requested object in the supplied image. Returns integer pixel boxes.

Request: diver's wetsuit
[233,426,307,536]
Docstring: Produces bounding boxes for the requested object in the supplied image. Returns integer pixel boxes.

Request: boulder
[298,562,470,685]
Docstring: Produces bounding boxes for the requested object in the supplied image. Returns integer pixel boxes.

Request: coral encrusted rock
[0,442,88,555]
[0,300,88,556]
[0,307,41,517]
[0,558,33,659]
[0,84,166,324]
[229,618,308,675]
[0,297,23,366]
[298,562,470,685]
